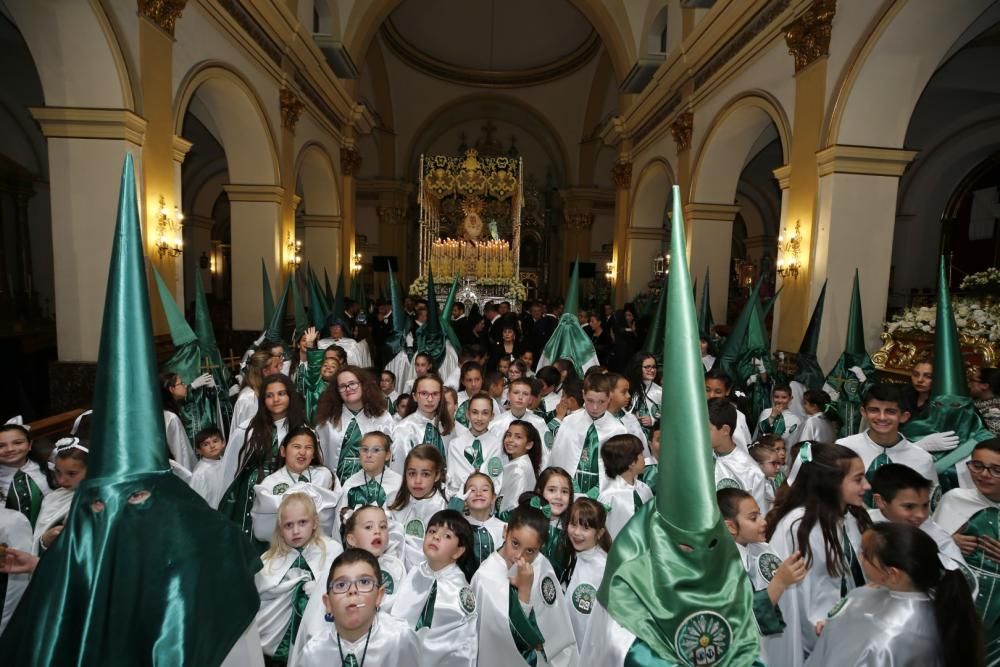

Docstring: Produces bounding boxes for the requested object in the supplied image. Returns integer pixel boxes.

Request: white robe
[798,413,836,444]
[386,350,415,403]
[31,486,74,554]
[252,475,341,542]
[296,613,420,667]
[164,410,197,471]
[230,386,258,441]
[389,494,448,570]
[765,506,866,667]
[755,407,803,442]
[390,413,454,475]
[497,455,536,514]
[446,428,504,499]
[316,409,396,480]
[548,411,627,493]
[390,562,478,667]
[837,431,940,489]
[597,476,653,540]
[318,336,365,368]
[190,457,226,509]
[868,508,967,569]
[471,552,579,667]
[733,410,753,453]
[254,536,343,657]
[564,546,607,650]
[788,380,808,418]
[615,410,650,457]
[334,468,403,532]
[714,446,771,515]
[0,508,32,635]
[576,601,638,666]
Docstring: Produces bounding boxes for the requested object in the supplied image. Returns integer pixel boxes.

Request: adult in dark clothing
[587,312,614,368]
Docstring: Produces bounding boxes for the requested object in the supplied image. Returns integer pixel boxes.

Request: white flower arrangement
[960,268,1000,292]
[503,277,527,303]
[886,296,1000,342]
[408,275,428,297]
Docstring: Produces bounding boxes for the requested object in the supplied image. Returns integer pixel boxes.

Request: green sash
[471,525,494,570]
[455,400,470,428]
[751,589,785,635]
[347,475,388,508]
[465,439,484,469]
[963,508,1000,640]
[758,412,785,438]
[5,471,43,528]
[423,422,446,460]
[415,580,437,631]
[640,464,659,493]
[863,451,892,507]
[840,525,865,597]
[543,523,570,582]
[633,489,645,510]
[508,584,544,666]
[273,550,313,659]
[337,412,362,483]
[575,423,600,495]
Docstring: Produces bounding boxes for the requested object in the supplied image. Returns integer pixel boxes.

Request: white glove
[746,374,757,385]
[822,383,840,402]
[253,330,267,346]
[753,358,766,374]
[190,373,215,389]
[229,383,242,398]
[916,431,959,453]
[848,366,867,383]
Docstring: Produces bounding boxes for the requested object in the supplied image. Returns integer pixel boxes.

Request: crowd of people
[2,285,999,665]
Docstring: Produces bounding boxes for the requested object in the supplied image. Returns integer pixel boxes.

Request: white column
[223,184,284,331]
[624,227,665,298]
[300,214,342,281]
[684,202,740,326]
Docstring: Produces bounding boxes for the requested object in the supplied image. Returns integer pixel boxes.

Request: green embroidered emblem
[715,478,741,491]
[342,653,359,667]
[405,519,425,537]
[272,483,289,495]
[827,596,849,618]
[757,552,781,583]
[381,569,395,594]
[931,484,943,511]
[843,378,860,397]
[675,611,732,666]
[571,583,596,614]
[487,456,503,478]
[541,575,557,605]
[460,585,476,614]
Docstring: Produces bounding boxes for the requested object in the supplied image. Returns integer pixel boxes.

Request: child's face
[700,340,709,355]
[380,373,395,394]
[444,392,458,416]
[337,371,364,406]
[320,357,339,381]
[0,429,30,466]
[346,508,389,556]
[279,500,317,548]
[968,449,1000,499]
[542,477,572,517]
[911,363,933,395]
[610,379,630,412]
[772,440,786,466]
[463,370,483,395]
[757,454,780,480]
[497,359,511,377]
[508,365,523,381]
[488,380,504,398]
[641,358,657,382]
[500,525,543,566]
[803,401,819,415]
[323,562,383,635]
[771,390,791,410]
[264,382,290,419]
[468,398,494,434]
[521,352,535,369]
[281,435,316,474]
[568,517,602,552]
[423,522,466,570]
[169,377,188,400]
[875,488,930,528]
[863,399,909,437]
[464,477,496,513]
[508,383,531,411]
[704,379,729,400]
[197,434,225,460]
[359,436,389,474]
[725,497,767,545]
[396,397,411,417]
[54,457,87,490]
[503,426,533,459]
[840,458,870,509]
[405,458,440,498]
[630,452,647,476]
[414,356,431,376]
[583,390,610,419]
[415,382,441,416]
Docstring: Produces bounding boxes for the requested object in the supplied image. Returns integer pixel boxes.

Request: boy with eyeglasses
[296,548,419,666]
[935,437,1000,660]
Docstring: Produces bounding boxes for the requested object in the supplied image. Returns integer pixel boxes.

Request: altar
[412,149,526,309]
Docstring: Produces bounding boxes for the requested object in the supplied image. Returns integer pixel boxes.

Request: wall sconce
[351,253,363,276]
[652,252,671,277]
[605,261,615,282]
[286,232,302,269]
[776,220,801,280]
[155,195,183,258]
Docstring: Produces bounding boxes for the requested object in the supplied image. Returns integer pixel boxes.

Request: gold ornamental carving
[137,0,187,37]
[341,148,362,176]
[669,112,693,153]
[563,209,593,230]
[784,0,837,73]
[611,162,632,190]
[280,89,304,131]
[873,330,996,381]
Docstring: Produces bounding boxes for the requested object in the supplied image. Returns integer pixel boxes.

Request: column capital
[783,0,836,73]
[223,184,285,203]
[280,88,305,132]
[138,0,187,38]
[611,161,632,190]
[376,206,407,226]
[563,209,594,230]
[772,164,791,189]
[683,202,741,221]
[816,145,918,177]
[669,111,694,153]
[30,107,146,146]
[173,135,193,163]
[300,214,342,229]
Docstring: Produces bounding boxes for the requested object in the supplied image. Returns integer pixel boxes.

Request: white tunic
[164,410,197,471]
[190,457,226,509]
[868,508,967,568]
[390,561,478,667]
[390,412,454,475]
[471,552,579,667]
[31,487,74,554]
[0,459,51,508]
[714,446,771,515]
[497,455,536,514]
[230,386,258,441]
[798,413,836,444]
[565,546,607,650]
[317,409,395,479]
[446,428,504,499]
[252,474,341,542]
[597,475,654,540]
[296,614,420,667]
[837,431,940,488]
[389,494,448,570]
[0,508,32,635]
[733,410,753,453]
[334,468,403,531]
[576,601,638,666]
[615,410,649,455]
[755,407,803,442]
[549,411,627,492]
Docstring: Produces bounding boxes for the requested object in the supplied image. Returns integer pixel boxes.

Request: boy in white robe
[705,369,753,451]
[607,373,650,458]
[709,399,769,515]
[754,383,802,442]
[490,378,550,468]
[597,435,653,540]
[189,426,227,509]
[447,394,504,499]
[335,432,403,528]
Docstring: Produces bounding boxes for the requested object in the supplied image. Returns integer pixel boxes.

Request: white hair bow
[5,415,29,431]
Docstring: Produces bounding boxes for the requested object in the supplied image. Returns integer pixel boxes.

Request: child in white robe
[534,468,574,581]
[797,389,840,444]
[748,439,783,514]
[562,498,610,650]
[447,394,503,499]
[255,492,344,663]
[704,370,753,451]
[388,445,449,570]
[607,373,649,458]
[390,509,478,667]
[32,438,88,554]
[597,434,653,540]
[462,473,506,577]
[497,421,542,514]
[335,432,402,529]
[0,421,54,530]
[709,399,770,515]
[490,379,550,468]
[296,549,419,667]
[755,383,803,442]
[189,426,227,509]
[470,503,579,667]
[764,442,872,667]
[0,508,32,635]
[391,376,456,474]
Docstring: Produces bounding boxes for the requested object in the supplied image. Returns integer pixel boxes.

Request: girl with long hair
[160,372,197,471]
[391,375,454,474]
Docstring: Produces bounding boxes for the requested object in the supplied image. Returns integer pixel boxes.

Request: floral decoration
[960,268,1000,292]
[886,296,1000,342]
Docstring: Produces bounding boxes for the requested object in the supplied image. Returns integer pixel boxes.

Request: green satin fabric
[540,313,595,377]
[574,424,600,494]
[415,580,438,630]
[798,282,827,358]
[624,638,674,666]
[455,400,470,428]
[386,265,409,357]
[751,589,785,636]
[420,271,447,368]
[508,584,544,666]
[193,274,234,433]
[903,394,994,490]
[470,525,494,572]
[263,260,276,329]
[422,422,445,460]
[338,416,363,483]
[297,349,327,424]
[0,472,261,666]
[643,282,668,367]
[794,354,826,392]
[931,258,969,396]
[265,277,292,343]
[6,471,42,528]
[543,523,570,583]
[863,452,892,507]
[347,477,388,508]
[825,353,875,437]
[440,275,462,352]
[717,280,763,382]
[274,551,312,659]
[465,438,484,468]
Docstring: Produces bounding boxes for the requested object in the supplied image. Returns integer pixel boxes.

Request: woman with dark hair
[488,321,522,373]
[160,372,197,472]
[624,352,661,443]
[315,365,394,484]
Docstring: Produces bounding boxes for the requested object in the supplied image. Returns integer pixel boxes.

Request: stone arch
[295,141,342,281]
[624,158,674,298]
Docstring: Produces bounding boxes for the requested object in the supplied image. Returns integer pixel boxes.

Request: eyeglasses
[966,460,1000,478]
[641,365,657,370]
[359,446,386,455]
[338,381,361,392]
[417,391,440,399]
[328,576,379,594]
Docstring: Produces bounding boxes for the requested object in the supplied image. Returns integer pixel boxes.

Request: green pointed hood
[385,263,409,356]
[698,267,715,340]
[0,153,263,666]
[291,273,311,336]
[324,268,335,306]
[193,271,232,391]
[641,282,668,367]
[307,270,329,330]
[417,269,446,366]
[328,271,348,330]
[440,273,462,352]
[565,258,580,316]
[795,281,827,390]
[736,299,776,419]
[824,270,875,436]
[718,280,764,380]
[762,285,783,316]
[151,265,200,383]
[845,270,867,358]
[264,275,291,343]
[540,259,598,375]
[261,259,275,331]
[599,184,758,664]
[930,257,966,398]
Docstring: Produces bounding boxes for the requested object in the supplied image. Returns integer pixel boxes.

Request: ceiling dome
[382,0,599,87]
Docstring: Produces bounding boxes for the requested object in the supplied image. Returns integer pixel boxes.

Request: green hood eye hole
[90,500,105,513]
[128,490,151,505]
